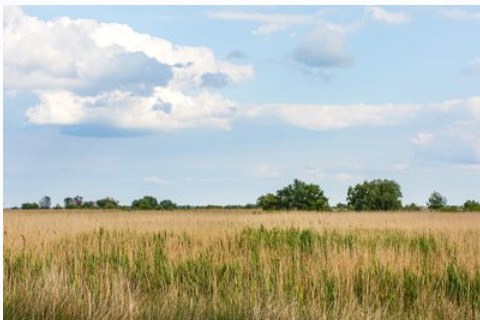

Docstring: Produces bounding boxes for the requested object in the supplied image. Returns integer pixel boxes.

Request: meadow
[3,210,480,319]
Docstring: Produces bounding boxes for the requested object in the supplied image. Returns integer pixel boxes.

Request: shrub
[21,202,39,210]
[463,200,480,212]
[132,196,159,210]
[403,203,422,211]
[257,179,330,211]
[158,199,177,210]
[96,197,119,209]
[347,179,402,211]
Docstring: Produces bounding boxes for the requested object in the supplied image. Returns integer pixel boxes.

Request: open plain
[4,210,480,319]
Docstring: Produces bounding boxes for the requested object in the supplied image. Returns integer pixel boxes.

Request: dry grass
[4,209,480,250]
[4,210,480,319]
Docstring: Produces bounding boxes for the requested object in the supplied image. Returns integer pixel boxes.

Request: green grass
[4,227,480,319]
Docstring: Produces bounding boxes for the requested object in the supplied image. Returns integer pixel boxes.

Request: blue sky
[3,5,480,208]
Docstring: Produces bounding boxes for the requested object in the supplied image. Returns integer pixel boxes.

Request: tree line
[257,179,480,212]
[16,178,480,212]
[18,195,257,211]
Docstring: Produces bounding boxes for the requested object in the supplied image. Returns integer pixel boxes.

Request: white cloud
[91,21,253,89]
[252,23,289,36]
[366,6,410,24]
[209,9,354,68]
[4,6,253,132]
[26,88,236,131]
[294,25,352,69]
[463,57,480,75]
[4,6,253,92]
[208,11,316,36]
[438,8,480,21]
[244,102,417,130]
[467,96,480,119]
[208,11,314,25]
[411,133,435,145]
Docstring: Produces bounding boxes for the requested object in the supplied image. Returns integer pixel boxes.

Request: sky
[3,5,480,208]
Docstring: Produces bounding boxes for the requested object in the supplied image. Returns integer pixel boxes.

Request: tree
[427,191,447,210]
[64,197,76,208]
[131,196,159,210]
[257,179,330,211]
[21,202,39,210]
[158,199,177,210]
[463,200,480,212]
[96,197,119,209]
[74,195,84,206]
[39,196,51,209]
[82,201,95,209]
[347,179,402,211]
[257,193,278,211]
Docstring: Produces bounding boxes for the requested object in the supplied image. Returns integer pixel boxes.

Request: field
[4,210,480,319]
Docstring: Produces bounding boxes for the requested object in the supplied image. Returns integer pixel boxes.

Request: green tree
[21,202,39,210]
[39,196,51,209]
[427,191,447,210]
[131,196,159,210]
[463,200,480,212]
[256,193,278,211]
[82,201,95,209]
[257,179,329,211]
[64,197,76,208]
[347,179,402,211]
[96,197,119,209]
[158,199,177,210]
[74,195,83,206]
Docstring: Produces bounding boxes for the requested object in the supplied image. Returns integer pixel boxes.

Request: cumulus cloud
[366,6,410,24]
[4,6,253,133]
[411,133,435,145]
[293,25,352,69]
[90,21,253,89]
[26,88,236,131]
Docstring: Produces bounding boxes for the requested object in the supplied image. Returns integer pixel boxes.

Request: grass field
[4,210,480,319]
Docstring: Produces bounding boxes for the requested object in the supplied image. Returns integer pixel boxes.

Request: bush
[439,206,460,213]
[463,200,480,212]
[132,196,159,210]
[96,197,119,209]
[21,202,40,210]
[347,179,402,211]
[403,203,422,211]
[158,199,177,210]
[335,203,349,211]
[257,179,330,211]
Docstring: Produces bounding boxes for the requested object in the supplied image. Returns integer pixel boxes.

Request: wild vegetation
[4,210,480,319]
[16,179,479,213]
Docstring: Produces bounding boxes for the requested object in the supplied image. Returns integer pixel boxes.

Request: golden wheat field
[3,209,480,319]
